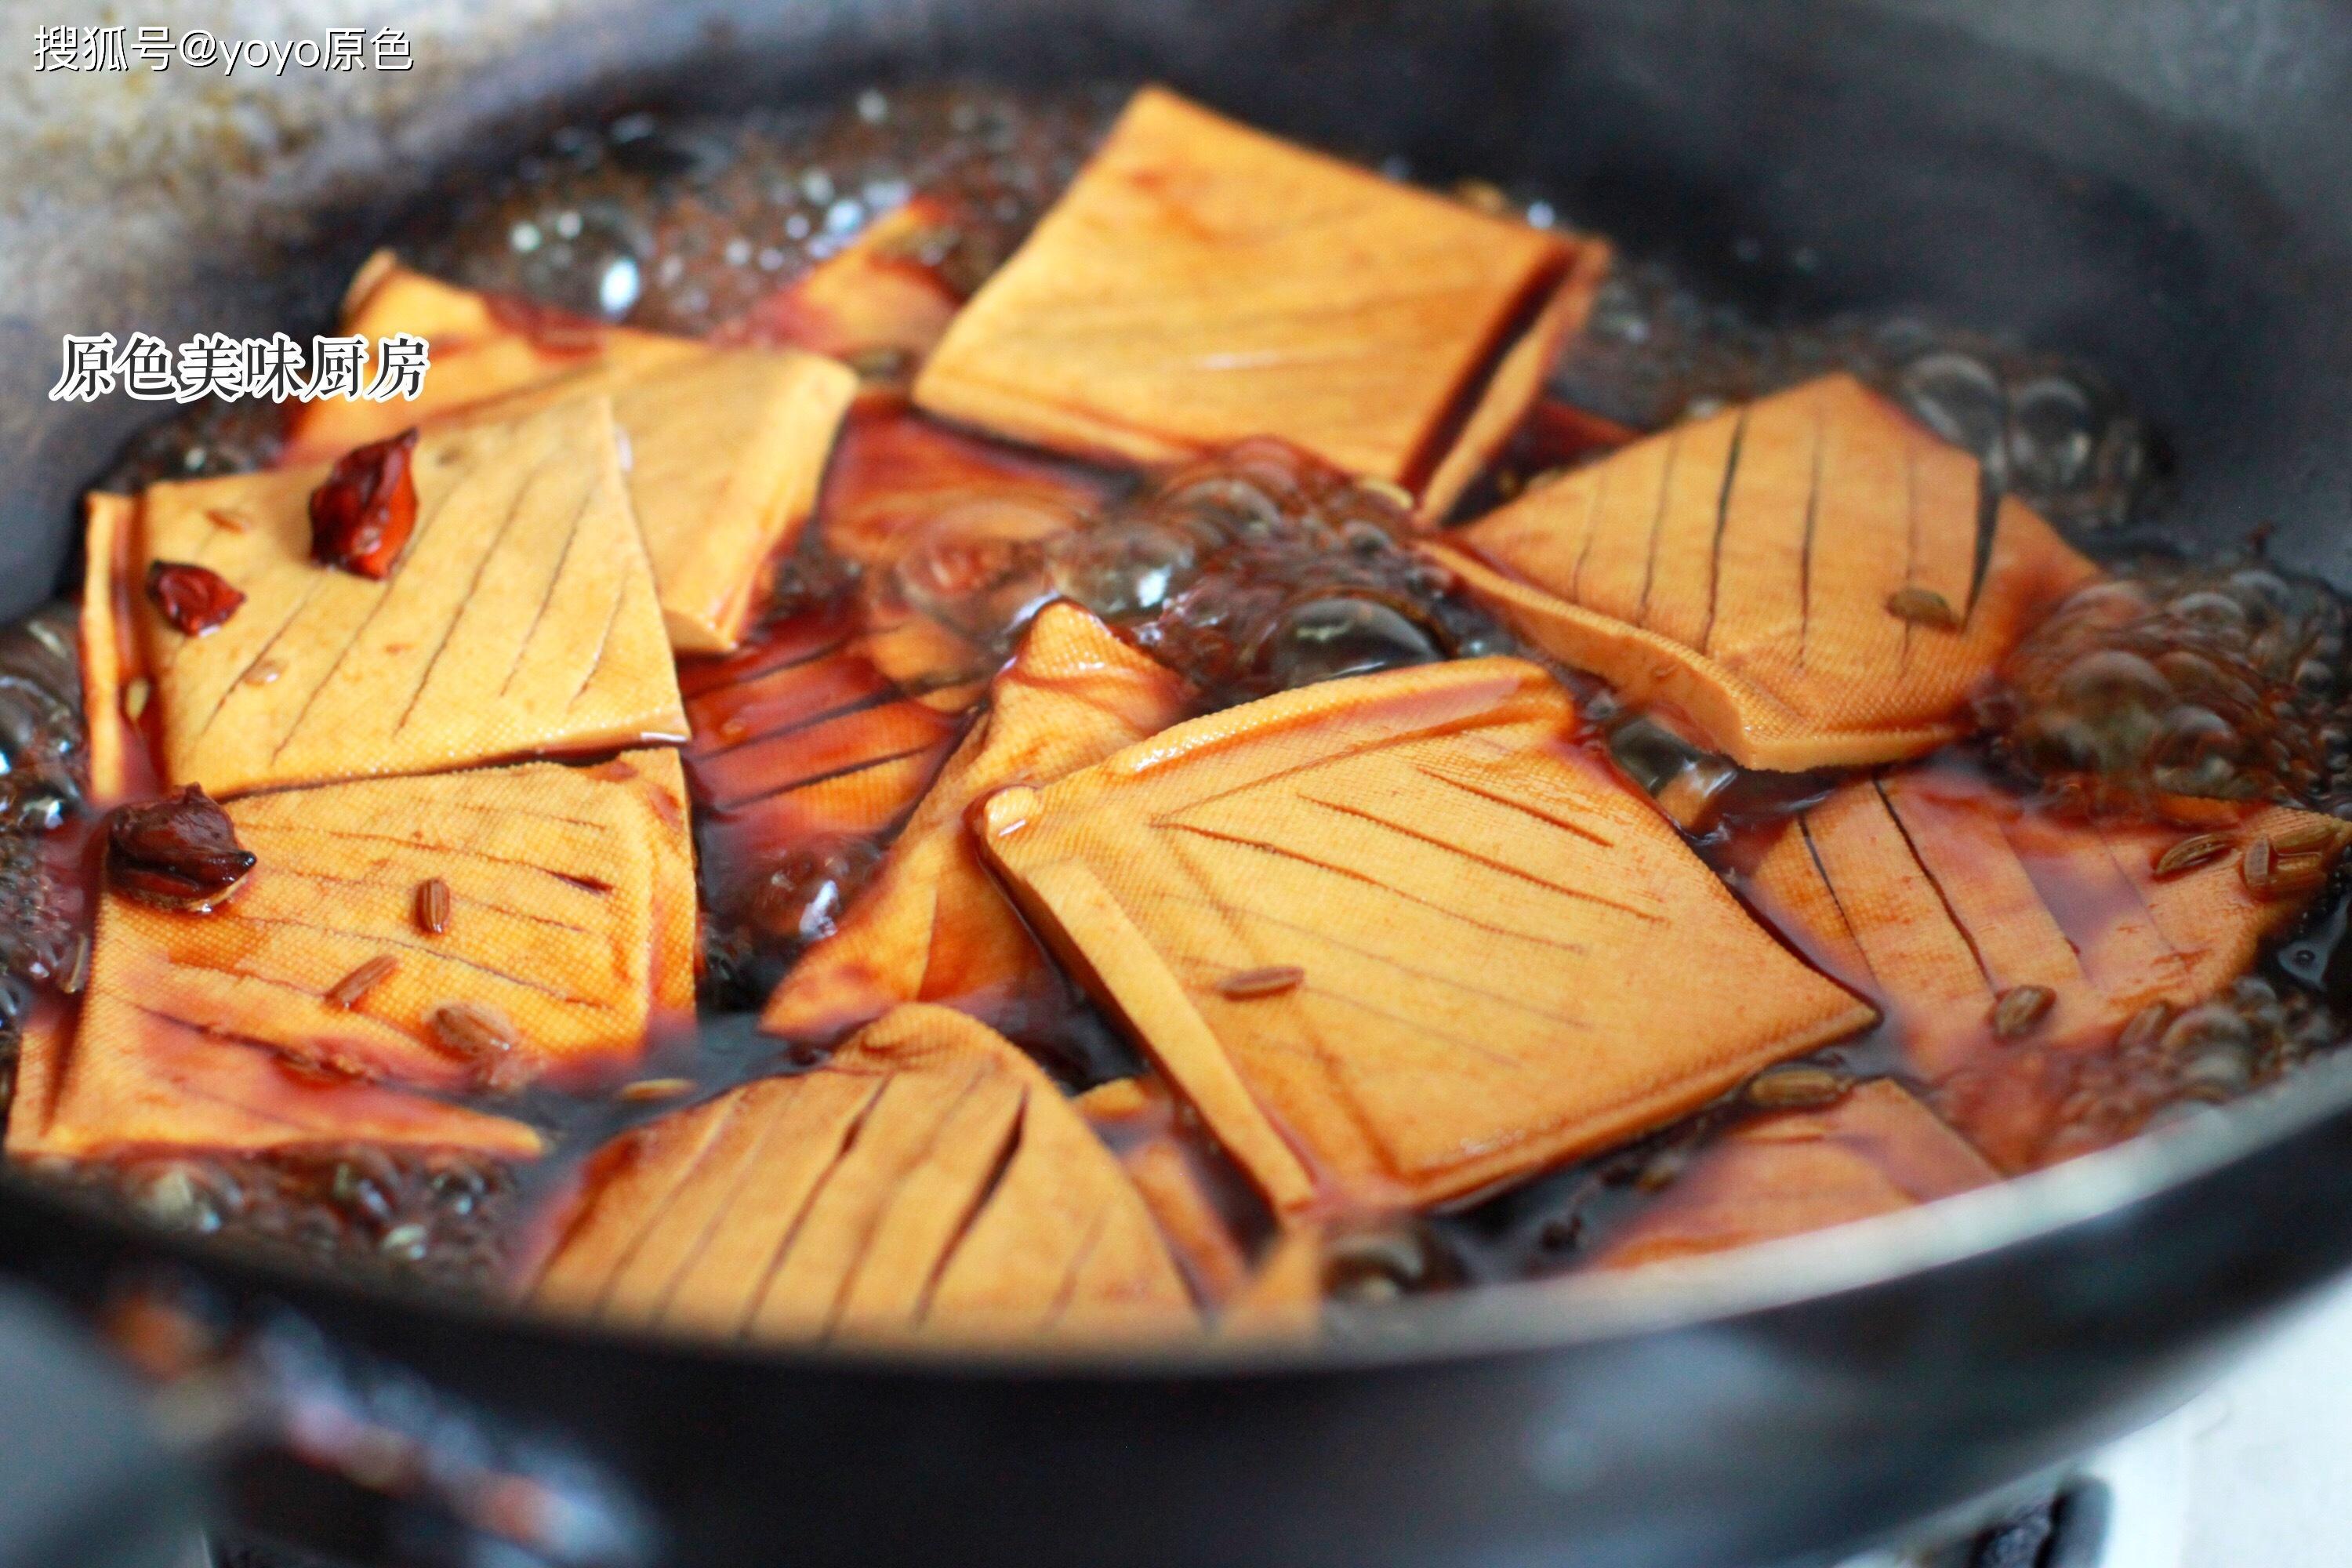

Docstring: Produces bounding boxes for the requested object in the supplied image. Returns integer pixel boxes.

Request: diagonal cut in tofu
[762,602,1190,1044]
[973,658,1878,1214]
[713,195,969,368]
[285,257,857,653]
[1592,1080,1996,1270]
[5,995,545,1163]
[1745,763,2341,1170]
[115,397,687,798]
[680,600,969,923]
[530,1004,1196,1343]
[1427,375,2101,771]
[913,87,1610,524]
[42,750,694,1142]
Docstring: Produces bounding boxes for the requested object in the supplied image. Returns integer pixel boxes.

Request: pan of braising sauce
[5,4,2352,1566]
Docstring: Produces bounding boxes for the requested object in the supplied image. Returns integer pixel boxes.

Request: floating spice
[1989,984,2056,1040]
[241,659,283,688]
[106,786,256,913]
[326,955,398,1010]
[2118,1000,2175,1051]
[2243,835,2329,900]
[1217,965,1306,1000]
[309,428,421,579]
[2153,833,2233,880]
[428,1002,521,1088]
[413,877,452,936]
[1745,1064,1850,1109]
[618,1077,695,1103]
[1884,586,1962,630]
[204,508,249,534]
[122,677,151,722]
[59,934,89,996]
[145,561,245,636]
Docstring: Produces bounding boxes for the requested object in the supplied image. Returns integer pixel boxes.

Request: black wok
[5,2,2352,1565]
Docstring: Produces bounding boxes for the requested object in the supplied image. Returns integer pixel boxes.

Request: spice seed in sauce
[1990,984,2056,1039]
[1218,964,1306,1000]
[619,1077,696,1103]
[242,659,283,687]
[2248,845,2328,900]
[429,1001,517,1060]
[60,933,89,995]
[205,508,250,534]
[122,677,151,722]
[1745,1065,1850,1109]
[327,955,398,1010]
[2269,819,2350,855]
[414,877,451,936]
[1885,586,1962,630]
[2119,1000,2174,1051]
[2154,833,2234,879]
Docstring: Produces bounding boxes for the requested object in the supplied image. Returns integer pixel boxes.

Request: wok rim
[10,1024,2351,1378]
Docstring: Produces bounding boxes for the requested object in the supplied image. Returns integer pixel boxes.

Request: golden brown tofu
[762,603,1190,1042]
[78,492,143,804]
[5,996,545,1163]
[285,257,856,653]
[914,87,1606,514]
[679,601,968,923]
[556,350,855,654]
[531,1004,1196,1343]
[713,196,968,367]
[115,399,686,798]
[282,256,704,462]
[42,751,693,1156]
[1592,1080,1996,1270]
[1746,764,2341,1170]
[975,658,1878,1215]
[1428,375,2100,770]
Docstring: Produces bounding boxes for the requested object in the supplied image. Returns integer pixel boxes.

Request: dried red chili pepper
[310,428,421,579]
[107,785,256,913]
[145,561,245,636]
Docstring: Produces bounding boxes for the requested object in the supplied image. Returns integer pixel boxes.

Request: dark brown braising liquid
[9,82,2346,1309]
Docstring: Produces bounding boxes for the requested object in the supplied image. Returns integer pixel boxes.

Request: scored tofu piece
[118,398,686,797]
[975,658,1878,1215]
[914,87,1608,520]
[681,599,969,922]
[1592,1080,1996,1271]
[1746,764,2342,1171]
[1428,375,2100,771]
[5,996,545,1163]
[287,257,857,653]
[762,603,1191,1043]
[531,1004,1197,1343]
[46,751,694,1138]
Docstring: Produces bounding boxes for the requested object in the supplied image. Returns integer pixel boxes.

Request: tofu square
[27,750,695,1163]
[287,258,857,652]
[975,659,1876,1214]
[122,397,687,797]
[914,87,1602,512]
